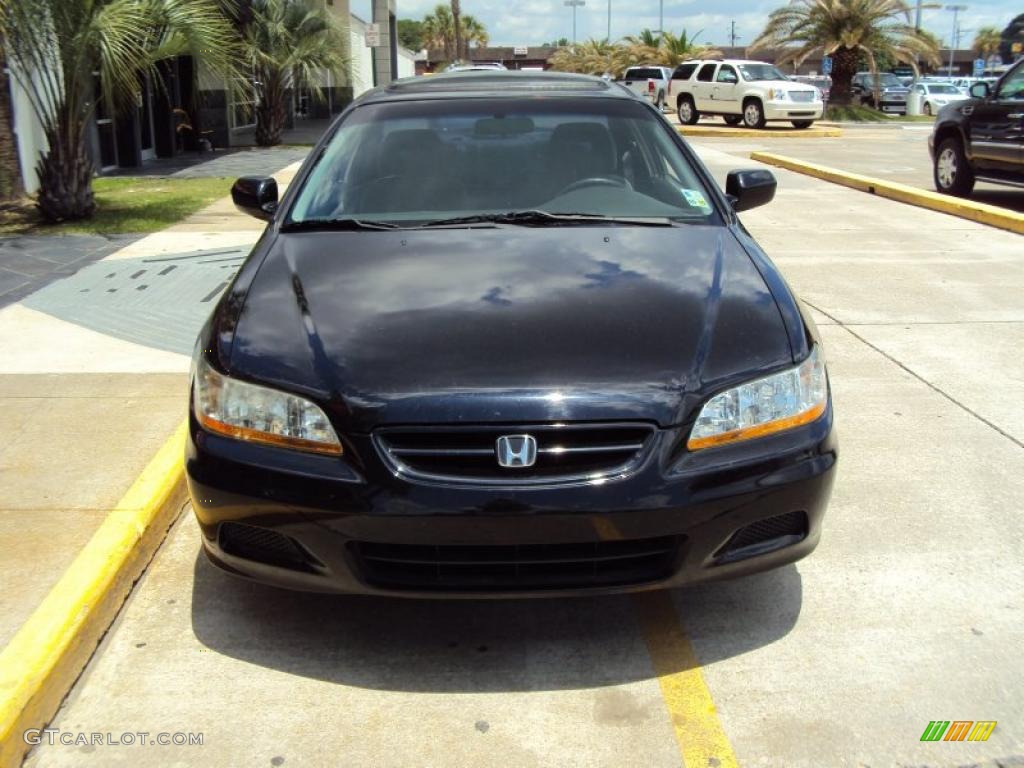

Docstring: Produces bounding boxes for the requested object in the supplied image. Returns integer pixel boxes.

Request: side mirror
[231,176,278,222]
[969,81,990,99]
[726,169,777,212]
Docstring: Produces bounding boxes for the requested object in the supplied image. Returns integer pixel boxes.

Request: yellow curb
[678,125,842,138]
[0,420,188,767]
[751,151,1024,236]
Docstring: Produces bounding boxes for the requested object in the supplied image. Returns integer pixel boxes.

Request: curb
[751,151,1024,236]
[678,125,842,138]
[0,420,188,767]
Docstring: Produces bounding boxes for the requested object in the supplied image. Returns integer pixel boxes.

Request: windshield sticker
[681,189,710,210]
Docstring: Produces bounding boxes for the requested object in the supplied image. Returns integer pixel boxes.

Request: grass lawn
[825,104,934,123]
[0,176,234,236]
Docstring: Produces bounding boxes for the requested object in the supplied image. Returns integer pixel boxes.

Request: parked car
[907,82,966,115]
[930,58,1024,196]
[619,65,673,110]
[672,59,823,128]
[444,61,508,72]
[850,72,909,114]
[193,70,837,596]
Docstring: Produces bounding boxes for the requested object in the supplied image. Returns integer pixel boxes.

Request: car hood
[228,226,793,431]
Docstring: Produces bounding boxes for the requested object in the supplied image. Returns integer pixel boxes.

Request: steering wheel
[555,175,632,197]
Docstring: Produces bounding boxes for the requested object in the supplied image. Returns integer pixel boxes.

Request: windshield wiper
[416,210,675,228]
[282,218,399,232]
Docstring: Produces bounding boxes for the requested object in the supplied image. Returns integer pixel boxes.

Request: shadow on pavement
[190,550,803,692]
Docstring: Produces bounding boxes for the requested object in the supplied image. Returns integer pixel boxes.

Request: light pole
[565,0,585,44]
[658,0,663,37]
[945,4,967,74]
[607,0,611,41]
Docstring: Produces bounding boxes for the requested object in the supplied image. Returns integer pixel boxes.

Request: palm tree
[244,0,348,147]
[460,14,488,56]
[750,0,940,105]
[652,29,721,67]
[549,39,630,77]
[423,5,456,62]
[973,26,1001,59]
[451,0,463,65]
[0,0,238,221]
[0,48,23,201]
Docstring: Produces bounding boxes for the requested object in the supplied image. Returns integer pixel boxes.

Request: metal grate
[218,522,315,572]
[374,422,656,486]
[716,511,808,562]
[350,536,682,591]
[790,91,815,103]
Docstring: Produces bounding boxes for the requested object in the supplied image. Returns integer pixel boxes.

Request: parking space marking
[634,590,739,768]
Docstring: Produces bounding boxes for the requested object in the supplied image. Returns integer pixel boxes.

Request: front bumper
[186,408,837,598]
[764,102,824,121]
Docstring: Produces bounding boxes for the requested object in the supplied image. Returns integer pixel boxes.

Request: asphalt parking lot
[19,140,1024,767]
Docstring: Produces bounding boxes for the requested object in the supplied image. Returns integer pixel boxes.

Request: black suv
[850,71,909,114]
[930,59,1024,196]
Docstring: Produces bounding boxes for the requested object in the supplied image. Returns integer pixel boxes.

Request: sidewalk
[0,151,308,651]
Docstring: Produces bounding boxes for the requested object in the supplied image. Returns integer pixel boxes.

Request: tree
[0,0,238,221]
[543,37,571,47]
[422,5,489,61]
[459,15,488,55]
[423,5,454,61]
[549,39,630,77]
[451,0,462,66]
[750,0,940,105]
[243,0,348,147]
[973,26,1001,58]
[649,29,720,67]
[397,19,425,50]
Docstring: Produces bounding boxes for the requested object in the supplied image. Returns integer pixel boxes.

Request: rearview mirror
[231,176,279,222]
[726,169,777,212]
[969,81,990,99]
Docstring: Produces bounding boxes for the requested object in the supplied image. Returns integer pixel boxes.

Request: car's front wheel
[743,99,766,129]
[791,120,814,129]
[723,115,742,126]
[677,96,699,125]
[934,136,975,197]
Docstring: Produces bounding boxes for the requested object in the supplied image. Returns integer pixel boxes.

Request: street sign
[821,55,832,75]
[973,58,985,76]
[513,46,528,55]
[364,23,381,47]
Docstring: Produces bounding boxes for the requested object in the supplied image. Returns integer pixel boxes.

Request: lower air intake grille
[374,422,655,486]
[716,511,808,563]
[219,522,315,572]
[350,536,682,591]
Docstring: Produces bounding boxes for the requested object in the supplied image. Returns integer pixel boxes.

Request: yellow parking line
[751,151,1024,235]
[0,420,188,767]
[679,125,842,138]
[634,591,740,768]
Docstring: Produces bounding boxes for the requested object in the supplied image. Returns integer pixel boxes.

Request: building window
[229,77,258,130]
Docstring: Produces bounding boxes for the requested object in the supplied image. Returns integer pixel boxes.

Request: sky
[352,0,1019,52]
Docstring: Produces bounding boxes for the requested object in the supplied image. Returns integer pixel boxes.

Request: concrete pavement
[18,143,1024,767]
[0,155,305,656]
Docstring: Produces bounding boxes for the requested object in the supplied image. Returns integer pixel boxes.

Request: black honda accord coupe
[186,71,837,596]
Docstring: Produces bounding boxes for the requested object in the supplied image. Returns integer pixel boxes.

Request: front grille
[790,91,815,103]
[716,511,808,564]
[350,536,682,591]
[218,522,316,572]
[374,422,656,486]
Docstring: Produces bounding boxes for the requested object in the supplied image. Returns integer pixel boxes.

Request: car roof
[361,71,634,104]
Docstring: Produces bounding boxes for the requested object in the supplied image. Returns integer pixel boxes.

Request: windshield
[288,99,719,227]
[928,84,960,94]
[738,64,788,82]
[869,73,903,87]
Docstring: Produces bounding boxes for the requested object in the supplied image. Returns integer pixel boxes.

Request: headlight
[768,88,788,100]
[192,356,342,455]
[687,347,827,451]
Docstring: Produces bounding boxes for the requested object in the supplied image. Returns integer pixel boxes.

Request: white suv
[672,59,824,129]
